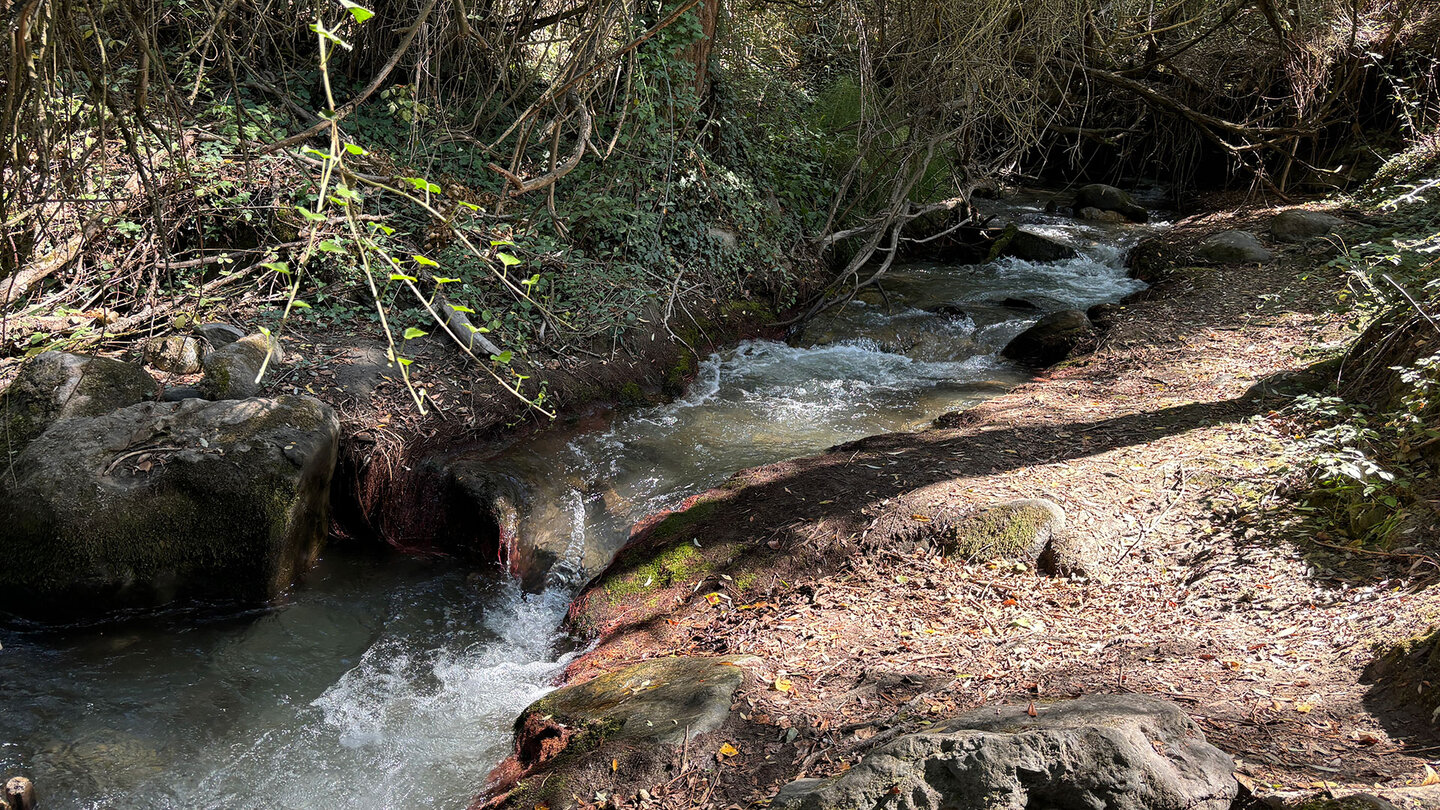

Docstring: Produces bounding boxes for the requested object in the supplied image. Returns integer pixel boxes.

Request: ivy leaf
[262,261,291,275]
[412,254,440,267]
[403,176,442,195]
[403,327,427,340]
[521,273,541,287]
[491,350,514,364]
[296,206,326,222]
[343,142,369,156]
[498,252,522,267]
[318,239,346,253]
[389,272,418,282]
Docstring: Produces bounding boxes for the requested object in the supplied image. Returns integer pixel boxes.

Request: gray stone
[1001,310,1095,366]
[195,322,247,349]
[160,385,205,402]
[144,335,203,374]
[0,395,339,619]
[1075,184,1149,223]
[707,225,739,251]
[1270,209,1345,243]
[199,333,283,400]
[1,351,155,461]
[990,224,1079,263]
[517,656,750,749]
[774,694,1237,810]
[1077,206,1130,223]
[1196,230,1273,264]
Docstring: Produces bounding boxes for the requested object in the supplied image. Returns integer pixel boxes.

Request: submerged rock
[1,351,155,460]
[199,333,283,400]
[1270,209,1344,243]
[1075,184,1149,223]
[773,694,1237,810]
[988,224,1078,263]
[1195,230,1272,264]
[1077,206,1130,223]
[0,395,339,619]
[1000,310,1095,366]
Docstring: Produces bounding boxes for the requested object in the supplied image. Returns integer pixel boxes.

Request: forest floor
[544,200,1440,808]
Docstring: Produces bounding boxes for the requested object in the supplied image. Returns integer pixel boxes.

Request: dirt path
[524,206,1440,808]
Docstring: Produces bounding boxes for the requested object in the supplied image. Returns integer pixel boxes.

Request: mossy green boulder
[0,395,339,619]
[2,351,156,462]
[199,333,283,400]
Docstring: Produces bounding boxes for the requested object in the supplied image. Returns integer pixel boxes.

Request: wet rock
[1077,206,1130,223]
[1000,310,1094,366]
[195,322,247,349]
[773,694,1237,810]
[1270,209,1344,243]
[143,335,203,374]
[1086,302,1122,330]
[1075,184,1149,223]
[988,224,1078,263]
[993,297,1040,310]
[1195,230,1272,264]
[1,351,155,460]
[0,395,339,619]
[160,385,205,402]
[199,333,283,400]
[484,656,754,807]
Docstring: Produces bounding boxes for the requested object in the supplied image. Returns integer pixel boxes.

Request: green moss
[986,223,1019,262]
[945,502,1055,559]
[603,541,710,602]
[617,382,647,406]
[718,300,776,324]
[664,350,696,396]
[732,571,758,592]
[650,498,720,541]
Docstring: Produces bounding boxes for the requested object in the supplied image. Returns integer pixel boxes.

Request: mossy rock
[0,395,339,620]
[1000,310,1095,367]
[199,333,283,400]
[1,351,156,462]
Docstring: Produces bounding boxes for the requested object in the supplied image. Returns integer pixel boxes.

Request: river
[0,196,1152,809]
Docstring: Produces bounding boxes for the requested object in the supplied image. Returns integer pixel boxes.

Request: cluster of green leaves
[1291,175,1440,547]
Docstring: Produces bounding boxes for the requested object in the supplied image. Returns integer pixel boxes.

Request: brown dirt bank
[485,202,1440,808]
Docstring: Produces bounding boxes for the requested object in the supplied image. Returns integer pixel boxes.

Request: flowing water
[0,199,1152,809]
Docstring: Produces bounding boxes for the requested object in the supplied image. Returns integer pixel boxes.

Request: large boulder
[1075,184,1149,223]
[989,224,1079,263]
[1270,209,1344,243]
[1,351,155,461]
[1195,231,1273,264]
[483,656,753,808]
[199,333,283,400]
[774,694,1237,810]
[1001,310,1095,366]
[0,395,339,619]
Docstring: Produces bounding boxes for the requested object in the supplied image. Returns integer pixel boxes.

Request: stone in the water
[1001,309,1094,366]
[199,333,283,400]
[195,322,247,349]
[773,694,1237,810]
[144,335,203,374]
[1196,230,1273,264]
[989,224,1078,263]
[1077,205,1129,223]
[1270,209,1344,243]
[1074,183,1149,222]
[484,656,754,807]
[1,351,155,460]
[994,297,1040,310]
[0,395,339,619]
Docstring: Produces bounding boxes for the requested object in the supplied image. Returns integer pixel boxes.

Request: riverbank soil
[536,201,1440,808]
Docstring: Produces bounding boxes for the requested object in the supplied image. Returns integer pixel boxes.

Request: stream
[0,197,1152,809]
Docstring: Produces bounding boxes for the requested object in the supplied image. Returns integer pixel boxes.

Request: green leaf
[412,254,440,267]
[318,239,346,254]
[403,176,443,195]
[396,356,412,367]
[343,142,369,156]
[403,327,428,340]
[262,261,291,275]
[498,252,522,267]
[291,300,311,309]
[340,0,374,23]
[521,273,541,287]
[389,272,418,283]
[489,239,514,247]
[296,206,326,222]
[301,146,331,160]
[491,350,513,364]
[434,276,461,284]
[447,303,474,312]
